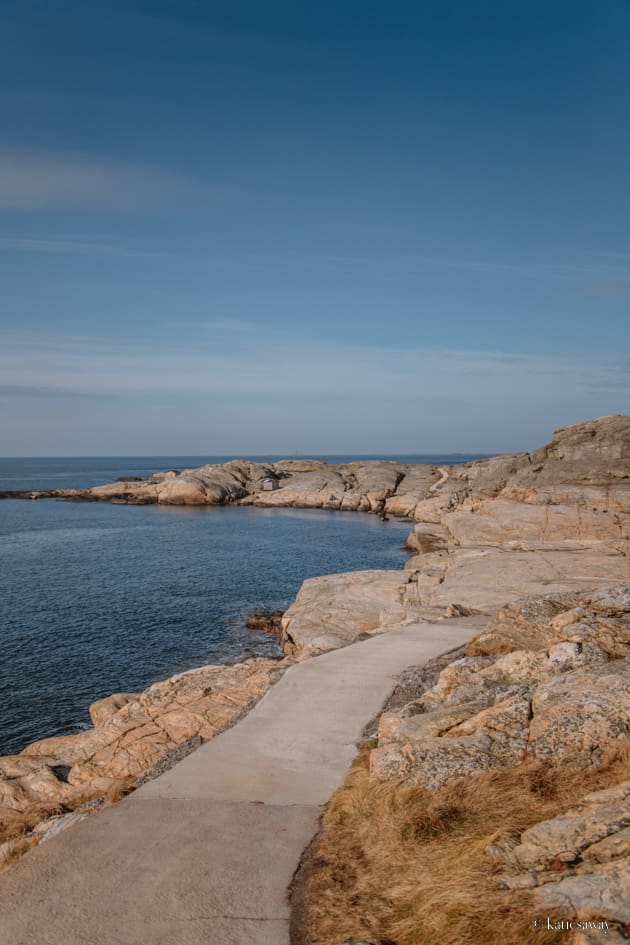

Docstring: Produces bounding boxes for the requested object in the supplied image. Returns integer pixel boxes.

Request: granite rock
[527,662,630,764]
[495,781,630,937]
[371,586,630,787]
[280,570,414,656]
[3,658,284,819]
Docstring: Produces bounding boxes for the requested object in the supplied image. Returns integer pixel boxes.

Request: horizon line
[0,451,498,460]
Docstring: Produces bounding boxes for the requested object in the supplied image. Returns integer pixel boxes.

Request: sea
[0,454,488,756]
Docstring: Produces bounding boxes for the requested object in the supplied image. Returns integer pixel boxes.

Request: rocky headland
[1,414,629,943]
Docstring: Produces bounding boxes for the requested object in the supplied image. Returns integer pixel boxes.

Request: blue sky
[1,0,628,455]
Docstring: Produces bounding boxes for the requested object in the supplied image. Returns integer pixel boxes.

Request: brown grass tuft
[293,739,630,945]
[0,774,136,873]
[0,803,66,845]
[0,834,40,872]
[104,775,137,805]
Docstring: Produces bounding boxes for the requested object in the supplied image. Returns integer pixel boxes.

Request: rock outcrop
[5,418,629,660]
[64,413,621,658]
[4,414,627,514]
[280,570,415,657]
[20,657,284,787]
[0,657,285,864]
[365,581,630,944]
[492,781,630,938]
[370,585,630,786]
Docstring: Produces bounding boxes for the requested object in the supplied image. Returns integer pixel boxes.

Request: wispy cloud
[1,333,626,401]
[417,255,630,278]
[0,148,242,213]
[179,317,265,334]
[586,358,630,390]
[0,383,100,399]
[1,333,626,455]
[576,281,630,297]
[0,237,163,258]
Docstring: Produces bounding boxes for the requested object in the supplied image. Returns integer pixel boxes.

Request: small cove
[0,453,489,756]
[0,490,411,755]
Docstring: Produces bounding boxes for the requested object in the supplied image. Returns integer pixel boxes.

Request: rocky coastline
[1,414,629,941]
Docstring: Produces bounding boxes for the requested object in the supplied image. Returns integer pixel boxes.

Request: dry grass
[293,740,630,945]
[0,775,136,871]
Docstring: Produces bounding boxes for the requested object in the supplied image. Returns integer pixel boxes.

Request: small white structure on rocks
[261,477,279,491]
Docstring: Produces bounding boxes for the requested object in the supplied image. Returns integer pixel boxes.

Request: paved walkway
[0,620,480,945]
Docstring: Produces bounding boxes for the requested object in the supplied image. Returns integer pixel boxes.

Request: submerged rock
[245,609,284,639]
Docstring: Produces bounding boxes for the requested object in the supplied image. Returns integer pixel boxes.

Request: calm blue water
[0,455,486,757]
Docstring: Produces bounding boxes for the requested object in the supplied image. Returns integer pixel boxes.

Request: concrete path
[0,619,480,945]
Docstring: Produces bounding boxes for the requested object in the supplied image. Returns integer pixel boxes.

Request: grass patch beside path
[291,740,630,945]
[0,777,135,871]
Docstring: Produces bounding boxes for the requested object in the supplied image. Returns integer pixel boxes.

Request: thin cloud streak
[0,237,164,258]
[0,384,106,399]
[417,255,630,278]
[0,149,243,213]
[178,317,265,334]
[1,334,626,400]
[575,282,630,297]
